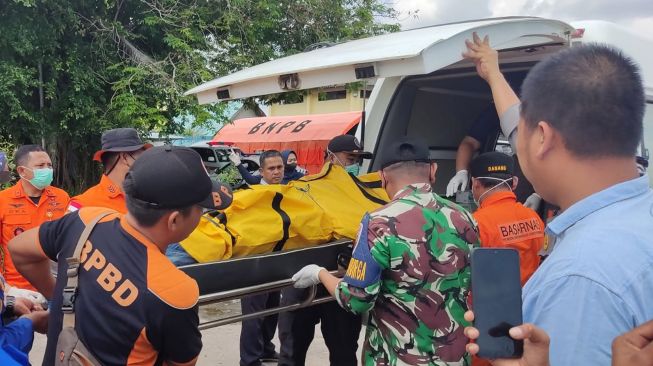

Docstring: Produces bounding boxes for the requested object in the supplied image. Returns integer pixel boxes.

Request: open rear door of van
[186,17,574,104]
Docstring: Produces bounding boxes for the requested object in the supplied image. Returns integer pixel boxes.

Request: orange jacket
[0,182,70,289]
[472,191,544,286]
[68,175,127,214]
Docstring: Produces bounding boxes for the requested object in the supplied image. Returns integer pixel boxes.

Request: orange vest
[472,191,544,286]
[69,175,127,214]
[0,182,70,289]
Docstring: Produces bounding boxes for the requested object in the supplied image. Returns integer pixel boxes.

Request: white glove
[7,287,48,307]
[446,170,469,197]
[523,193,542,210]
[228,150,242,166]
[292,264,325,288]
[296,167,307,175]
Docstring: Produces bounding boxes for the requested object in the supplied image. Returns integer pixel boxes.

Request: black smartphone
[471,248,524,359]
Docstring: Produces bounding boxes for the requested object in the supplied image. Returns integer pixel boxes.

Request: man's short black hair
[125,193,194,227]
[521,44,644,157]
[476,177,511,189]
[259,150,283,168]
[383,160,431,178]
[14,145,46,167]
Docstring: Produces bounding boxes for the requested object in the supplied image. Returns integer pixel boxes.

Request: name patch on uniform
[497,218,543,244]
[343,214,381,288]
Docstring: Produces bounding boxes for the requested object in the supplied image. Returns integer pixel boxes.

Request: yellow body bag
[180,163,389,263]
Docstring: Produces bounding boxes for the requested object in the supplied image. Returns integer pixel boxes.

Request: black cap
[327,135,373,159]
[470,152,515,179]
[93,128,153,161]
[377,136,431,169]
[123,146,233,210]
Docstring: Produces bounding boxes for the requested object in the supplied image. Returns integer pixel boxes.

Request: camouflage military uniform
[336,183,479,365]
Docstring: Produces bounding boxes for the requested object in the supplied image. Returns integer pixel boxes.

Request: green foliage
[213,164,244,189]
[0,0,398,193]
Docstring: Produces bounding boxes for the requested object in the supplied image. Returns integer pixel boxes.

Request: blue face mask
[345,164,360,176]
[22,167,54,190]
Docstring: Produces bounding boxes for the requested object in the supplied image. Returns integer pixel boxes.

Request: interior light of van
[571,28,585,39]
[216,88,231,99]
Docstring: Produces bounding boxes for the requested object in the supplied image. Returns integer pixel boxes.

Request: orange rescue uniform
[68,174,126,214]
[0,182,70,289]
[472,191,545,286]
[471,191,544,366]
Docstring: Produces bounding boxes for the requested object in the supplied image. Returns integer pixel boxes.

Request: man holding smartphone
[463,33,653,366]
[292,136,479,365]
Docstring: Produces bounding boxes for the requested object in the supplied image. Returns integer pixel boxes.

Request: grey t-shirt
[500,103,520,150]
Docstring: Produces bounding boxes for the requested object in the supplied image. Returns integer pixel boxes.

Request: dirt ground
[29,300,365,365]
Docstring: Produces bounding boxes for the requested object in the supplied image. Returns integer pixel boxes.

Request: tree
[0,0,398,193]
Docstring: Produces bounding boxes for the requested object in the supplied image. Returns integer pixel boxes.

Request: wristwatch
[4,295,16,318]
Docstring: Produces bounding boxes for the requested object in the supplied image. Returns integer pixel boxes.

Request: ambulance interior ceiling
[372,64,532,194]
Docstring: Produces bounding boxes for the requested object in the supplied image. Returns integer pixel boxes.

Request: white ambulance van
[186,17,653,191]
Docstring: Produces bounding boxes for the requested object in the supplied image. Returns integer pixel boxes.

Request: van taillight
[571,28,585,39]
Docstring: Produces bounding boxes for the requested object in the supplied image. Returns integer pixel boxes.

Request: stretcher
[178,164,387,329]
[180,240,352,329]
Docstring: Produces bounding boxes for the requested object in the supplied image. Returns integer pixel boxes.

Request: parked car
[190,142,260,173]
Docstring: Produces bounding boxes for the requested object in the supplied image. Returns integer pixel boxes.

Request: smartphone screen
[471,248,524,359]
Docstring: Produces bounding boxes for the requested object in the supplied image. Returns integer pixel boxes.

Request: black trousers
[278,287,362,366]
[240,292,281,366]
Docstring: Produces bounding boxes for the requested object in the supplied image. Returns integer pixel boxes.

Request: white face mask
[473,176,514,206]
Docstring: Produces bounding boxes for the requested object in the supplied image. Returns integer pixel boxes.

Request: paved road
[29,300,365,365]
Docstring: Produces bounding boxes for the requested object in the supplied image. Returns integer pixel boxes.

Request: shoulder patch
[147,249,199,310]
[343,214,382,288]
[68,200,82,212]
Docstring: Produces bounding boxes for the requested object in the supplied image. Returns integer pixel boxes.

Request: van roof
[186,17,573,104]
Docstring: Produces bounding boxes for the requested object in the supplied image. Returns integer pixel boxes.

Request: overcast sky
[391,0,653,39]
